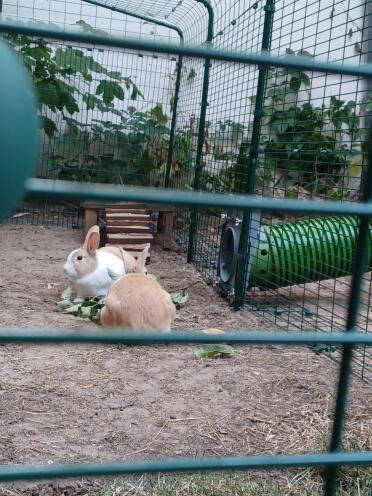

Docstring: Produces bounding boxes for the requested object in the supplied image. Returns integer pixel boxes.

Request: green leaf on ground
[171,291,188,308]
[61,287,72,300]
[57,287,73,308]
[309,343,337,354]
[195,344,234,359]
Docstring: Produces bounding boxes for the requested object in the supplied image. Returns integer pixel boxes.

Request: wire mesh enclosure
[1,1,372,494]
[0,0,371,381]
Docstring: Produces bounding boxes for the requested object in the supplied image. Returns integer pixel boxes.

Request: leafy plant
[3,20,171,186]
[49,102,171,185]
[258,48,363,197]
[5,23,141,138]
[202,48,365,199]
[187,68,197,82]
[199,141,249,193]
[169,128,195,183]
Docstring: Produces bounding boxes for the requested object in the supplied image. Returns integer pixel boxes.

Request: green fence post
[234,0,275,309]
[164,52,184,188]
[187,0,214,263]
[324,127,372,496]
[324,3,372,493]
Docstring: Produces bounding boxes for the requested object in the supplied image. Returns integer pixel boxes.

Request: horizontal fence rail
[2,21,372,79]
[0,329,372,345]
[26,178,372,217]
[0,452,371,482]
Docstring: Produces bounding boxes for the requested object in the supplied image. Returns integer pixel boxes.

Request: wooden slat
[106,213,150,220]
[106,225,152,234]
[107,233,154,244]
[106,219,150,226]
[105,203,146,210]
[84,201,175,212]
[106,208,147,214]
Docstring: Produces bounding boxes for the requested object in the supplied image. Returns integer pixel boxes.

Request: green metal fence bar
[164,53,183,188]
[0,329,371,345]
[24,178,372,217]
[324,117,372,495]
[3,21,372,79]
[234,0,274,309]
[81,0,184,40]
[0,452,371,482]
[187,0,214,263]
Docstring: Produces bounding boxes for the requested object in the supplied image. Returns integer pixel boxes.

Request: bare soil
[0,225,371,495]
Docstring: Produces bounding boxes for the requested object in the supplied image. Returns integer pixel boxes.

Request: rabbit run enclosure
[1,0,372,494]
[2,0,372,381]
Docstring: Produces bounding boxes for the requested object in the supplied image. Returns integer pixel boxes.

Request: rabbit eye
[77,255,83,261]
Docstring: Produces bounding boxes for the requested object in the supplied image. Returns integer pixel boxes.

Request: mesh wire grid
[0,0,371,383]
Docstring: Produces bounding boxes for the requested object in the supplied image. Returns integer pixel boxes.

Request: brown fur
[100,245,175,332]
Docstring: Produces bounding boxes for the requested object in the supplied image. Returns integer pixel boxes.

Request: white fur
[65,250,125,300]
[63,249,79,279]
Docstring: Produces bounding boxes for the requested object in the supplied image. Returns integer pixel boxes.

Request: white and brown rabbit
[100,245,176,332]
[63,225,147,302]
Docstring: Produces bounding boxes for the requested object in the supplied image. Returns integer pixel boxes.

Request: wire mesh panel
[1,1,178,185]
[242,0,372,381]
[1,0,181,226]
[166,0,372,381]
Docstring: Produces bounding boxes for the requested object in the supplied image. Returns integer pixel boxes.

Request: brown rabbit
[100,245,176,332]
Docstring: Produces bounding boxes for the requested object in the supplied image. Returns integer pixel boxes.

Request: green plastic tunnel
[249,216,372,290]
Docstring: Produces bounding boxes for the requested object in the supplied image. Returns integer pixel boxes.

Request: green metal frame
[164,52,183,187]
[187,0,214,263]
[324,124,372,493]
[3,20,372,77]
[22,177,372,217]
[234,0,275,309]
[81,0,184,39]
[0,449,370,482]
[1,17,372,495]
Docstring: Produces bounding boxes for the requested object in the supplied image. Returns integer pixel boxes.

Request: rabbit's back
[101,273,175,332]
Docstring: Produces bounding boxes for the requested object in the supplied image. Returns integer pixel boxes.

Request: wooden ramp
[105,203,153,258]
[83,201,177,255]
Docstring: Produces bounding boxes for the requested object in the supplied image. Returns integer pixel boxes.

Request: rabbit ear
[135,244,150,272]
[84,225,100,255]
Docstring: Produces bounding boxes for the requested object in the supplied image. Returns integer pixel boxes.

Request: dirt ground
[0,224,371,495]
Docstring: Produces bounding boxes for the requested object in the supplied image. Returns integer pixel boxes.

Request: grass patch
[86,469,371,496]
